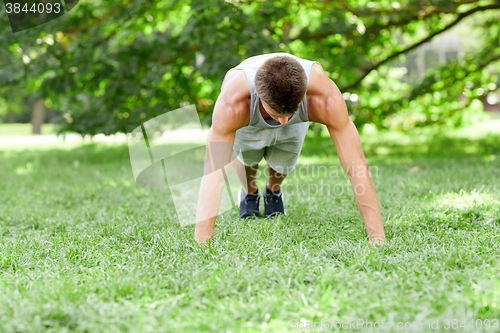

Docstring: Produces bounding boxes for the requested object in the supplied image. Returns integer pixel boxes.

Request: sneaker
[264,186,286,218]
[238,188,260,219]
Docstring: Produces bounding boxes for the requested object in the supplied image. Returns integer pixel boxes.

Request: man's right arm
[194,70,249,244]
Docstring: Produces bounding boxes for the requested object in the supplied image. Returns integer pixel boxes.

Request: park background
[1,0,500,332]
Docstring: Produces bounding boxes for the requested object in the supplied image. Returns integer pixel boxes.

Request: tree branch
[65,0,135,35]
[340,2,500,92]
[158,45,202,66]
[292,0,479,43]
[341,0,483,17]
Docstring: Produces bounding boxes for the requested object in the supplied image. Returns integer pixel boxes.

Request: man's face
[261,100,297,126]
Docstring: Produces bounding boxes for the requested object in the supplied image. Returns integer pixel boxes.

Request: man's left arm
[327,116,386,245]
[307,64,386,245]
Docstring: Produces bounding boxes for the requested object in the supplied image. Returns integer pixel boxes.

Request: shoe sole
[282,190,286,215]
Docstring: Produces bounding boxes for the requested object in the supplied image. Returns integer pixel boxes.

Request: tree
[0,86,25,123]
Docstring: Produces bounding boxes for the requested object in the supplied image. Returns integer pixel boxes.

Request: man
[194,53,386,246]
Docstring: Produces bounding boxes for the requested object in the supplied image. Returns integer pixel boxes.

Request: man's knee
[268,164,294,177]
[245,163,259,173]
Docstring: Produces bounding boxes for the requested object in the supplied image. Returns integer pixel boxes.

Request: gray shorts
[234,122,310,175]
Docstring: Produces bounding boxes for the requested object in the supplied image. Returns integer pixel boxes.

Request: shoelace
[265,191,281,204]
[244,193,260,204]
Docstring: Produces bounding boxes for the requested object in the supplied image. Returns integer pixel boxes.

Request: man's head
[254,55,307,116]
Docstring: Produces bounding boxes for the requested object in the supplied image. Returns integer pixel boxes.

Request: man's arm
[194,70,249,244]
[327,117,386,244]
[308,65,386,245]
[194,125,234,244]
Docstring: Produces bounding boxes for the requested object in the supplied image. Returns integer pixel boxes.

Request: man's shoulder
[307,63,348,128]
[221,69,251,104]
[307,63,333,97]
[213,69,251,132]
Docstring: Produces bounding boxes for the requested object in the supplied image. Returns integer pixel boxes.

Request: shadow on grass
[0,140,208,167]
[1,129,499,168]
[0,142,132,167]
[301,131,500,159]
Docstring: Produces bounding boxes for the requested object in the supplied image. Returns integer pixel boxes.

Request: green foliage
[0,86,43,124]
[0,87,25,116]
[0,0,499,134]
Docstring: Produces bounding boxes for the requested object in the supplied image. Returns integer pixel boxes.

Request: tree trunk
[31,98,45,134]
[8,110,15,123]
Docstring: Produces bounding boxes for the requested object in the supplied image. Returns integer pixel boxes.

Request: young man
[194,53,386,246]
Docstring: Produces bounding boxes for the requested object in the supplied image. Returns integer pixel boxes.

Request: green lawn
[0,123,55,136]
[0,124,499,332]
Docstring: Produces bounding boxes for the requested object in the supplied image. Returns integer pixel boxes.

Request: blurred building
[404,31,500,118]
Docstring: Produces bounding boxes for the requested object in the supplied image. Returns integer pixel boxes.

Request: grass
[0,122,499,332]
[0,123,56,136]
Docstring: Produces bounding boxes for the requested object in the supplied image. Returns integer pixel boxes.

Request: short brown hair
[254,55,307,115]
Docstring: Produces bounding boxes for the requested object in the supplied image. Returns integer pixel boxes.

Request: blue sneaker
[238,188,260,219]
[264,186,286,218]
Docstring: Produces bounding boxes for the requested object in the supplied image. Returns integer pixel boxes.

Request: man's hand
[368,236,386,246]
[307,63,387,243]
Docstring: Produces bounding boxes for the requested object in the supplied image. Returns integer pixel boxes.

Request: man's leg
[264,164,287,217]
[245,164,259,194]
[232,157,261,218]
[262,123,309,217]
[232,157,259,194]
[266,164,286,192]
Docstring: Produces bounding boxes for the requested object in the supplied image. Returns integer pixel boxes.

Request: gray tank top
[221,53,321,129]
